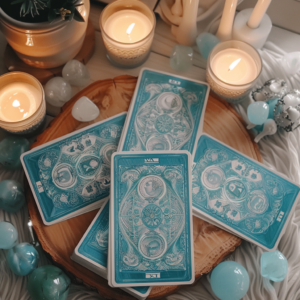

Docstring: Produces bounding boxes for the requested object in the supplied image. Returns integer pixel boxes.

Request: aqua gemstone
[0,136,29,170]
[196,32,220,60]
[211,261,250,300]
[7,243,39,276]
[247,102,269,125]
[267,98,279,119]
[170,45,193,71]
[0,221,18,249]
[261,250,288,282]
[28,265,71,300]
[0,180,25,213]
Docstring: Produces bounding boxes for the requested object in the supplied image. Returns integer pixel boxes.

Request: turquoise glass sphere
[196,32,220,60]
[211,261,250,300]
[261,250,288,282]
[28,265,71,300]
[7,243,39,276]
[170,45,193,71]
[0,221,18,249]
[0,136,29,170]
[0,180,25,213]
[247,102,269,125]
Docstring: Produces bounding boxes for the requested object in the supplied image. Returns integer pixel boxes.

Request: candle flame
[12,100,20,107]
[126,23,136,35]
[228,58,241,71]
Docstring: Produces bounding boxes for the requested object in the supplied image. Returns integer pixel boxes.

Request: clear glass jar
[207,40,262,104]
[99,0,156,68]
[0,72,46,134]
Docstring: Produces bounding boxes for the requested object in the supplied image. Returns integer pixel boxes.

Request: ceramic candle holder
[0,72,46,134]
[207,40,262,103]
[99,0,156,68]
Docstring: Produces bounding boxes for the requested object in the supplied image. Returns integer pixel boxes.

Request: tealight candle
[100,0,156,68]
[0,72,46,134]
[207,40,262,103]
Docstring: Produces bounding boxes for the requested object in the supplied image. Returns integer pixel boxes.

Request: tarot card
[21,113,126,225]
[118,68,209,157]
[192,134,300,250]
[110,151,194,287]
[72,199,151,300]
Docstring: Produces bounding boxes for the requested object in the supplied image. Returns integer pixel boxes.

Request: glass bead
[28,265,71,300]
[0,221,18,249]
[170,45,193,71]
[62,60,90,87]
[210,261,250,300]
[247,102,269,125]
[0,180,25,213]
[72,96,99,122]
[0,136,29,170]
[7,243,39,276]
[261,250,288,282]
[196,32,220,60]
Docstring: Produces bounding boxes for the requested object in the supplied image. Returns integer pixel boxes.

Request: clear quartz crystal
[62,60,90,87]
[72,96,100,122]
[170,45,193,71]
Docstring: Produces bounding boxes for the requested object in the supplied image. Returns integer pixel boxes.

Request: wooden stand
[27,75,262,299]
[4,20,95,85]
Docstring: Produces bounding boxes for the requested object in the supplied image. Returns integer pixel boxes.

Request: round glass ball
[0,221,18,249]
[0,180,25,213]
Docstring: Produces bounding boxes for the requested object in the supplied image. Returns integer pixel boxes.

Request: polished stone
[261,250,288,282]
[72,96,99,122]
[0,136,29,170]
[62,60,90,87]
[247,102,269,125]
[170,45,193,71]
[196,32,220,60]
[0,180,25,213]
[28,265,71,300]
[0,222,18,249]
[7,243,39,276]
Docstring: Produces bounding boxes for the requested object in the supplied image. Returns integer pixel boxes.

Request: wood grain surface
[27,75,262,299]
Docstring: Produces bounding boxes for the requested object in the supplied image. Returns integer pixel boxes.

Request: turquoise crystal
[170,45,193,71]
[0,180,25,213]
[7,243,39,276]
[247,102,269,125]
[196,32,220,60]
[0,221,18,249]
[261,250,288,282]
[28,265,71,300]
[267,98,279,119]
[211,261,250,300]
[0,136,29,170]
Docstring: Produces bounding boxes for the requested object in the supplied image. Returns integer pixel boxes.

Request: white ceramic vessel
[0,0,90,69]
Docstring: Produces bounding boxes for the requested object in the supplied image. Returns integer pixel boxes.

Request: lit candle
[207,40,262,103]
[100,0,156,68]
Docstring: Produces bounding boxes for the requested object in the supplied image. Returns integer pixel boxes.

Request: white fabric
[1,42,300,300]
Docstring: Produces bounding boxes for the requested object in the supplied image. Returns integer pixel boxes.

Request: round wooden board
[4,19,95,85]
[27,75,262,299]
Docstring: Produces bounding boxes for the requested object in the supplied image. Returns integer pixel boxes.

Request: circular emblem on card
[146,135,171,151]
[155,114,174,134]
[101,143,117,165]
[141,204,163,229]
[157,92,182,114]
[247,191,269,214]
[224,178,247,202]
[139,232,167,260]
[201,166,225,190]
[76,155,101,179]
[138,175,166,201]
[52,163,77,189]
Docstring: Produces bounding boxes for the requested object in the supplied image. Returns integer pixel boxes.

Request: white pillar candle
[210,49,258,85]
[0,82,40,122]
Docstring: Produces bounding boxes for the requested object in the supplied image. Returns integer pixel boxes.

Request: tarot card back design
[22,113,126,224]
[120,69,209,155]
[111,152,194,286]
[192,134,300,250]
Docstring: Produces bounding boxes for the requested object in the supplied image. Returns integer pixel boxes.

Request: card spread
[118,68,209,156]
[109,151,194,287]
[21,113,126,225]
[192,134,300,250]
[72,199,151,300]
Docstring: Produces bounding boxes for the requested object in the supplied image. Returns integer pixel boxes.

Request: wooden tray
[27,75,262,299]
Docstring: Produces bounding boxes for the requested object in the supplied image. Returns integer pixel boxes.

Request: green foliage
[10,0,85,22]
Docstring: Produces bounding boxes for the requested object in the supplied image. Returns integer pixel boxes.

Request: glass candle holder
[100,0,156,68]
[207,40,262,103]
[0,72,46,134]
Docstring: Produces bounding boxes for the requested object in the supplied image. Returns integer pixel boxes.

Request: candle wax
[0,82,40,122]
[104,10,152,43]
[211,48,258,85]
